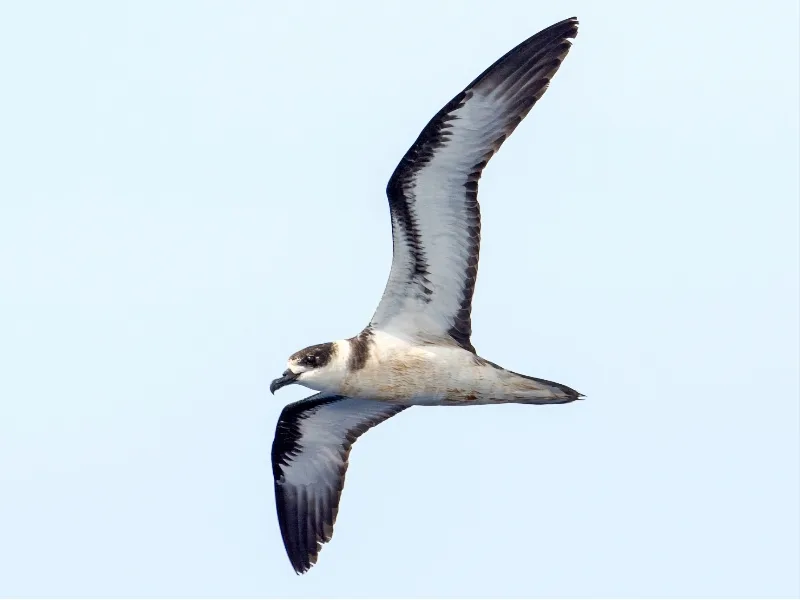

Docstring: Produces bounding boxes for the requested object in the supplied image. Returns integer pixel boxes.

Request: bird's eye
[305,355,316,366]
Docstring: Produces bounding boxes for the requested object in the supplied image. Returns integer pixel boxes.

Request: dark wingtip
[553,16,579,33]
[531,16,579,41]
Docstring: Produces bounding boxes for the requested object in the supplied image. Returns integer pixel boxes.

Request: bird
[269,16,582,574]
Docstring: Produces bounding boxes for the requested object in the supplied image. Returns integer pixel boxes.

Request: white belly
[297,331,575,406]
[338,337,503,405]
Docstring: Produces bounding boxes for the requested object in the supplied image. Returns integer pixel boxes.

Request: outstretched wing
[271,394,408,574]
[370,17,579,352]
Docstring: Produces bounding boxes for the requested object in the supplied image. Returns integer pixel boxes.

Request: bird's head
[270,341,342,394]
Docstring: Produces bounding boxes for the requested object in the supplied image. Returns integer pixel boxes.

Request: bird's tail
[488,361,583,405]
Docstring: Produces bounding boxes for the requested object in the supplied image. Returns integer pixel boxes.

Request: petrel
[270,17,582,574]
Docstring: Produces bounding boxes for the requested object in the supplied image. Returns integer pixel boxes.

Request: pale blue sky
[1,1,798,598]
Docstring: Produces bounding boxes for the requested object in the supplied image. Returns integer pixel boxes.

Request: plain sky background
[1,1,798,598]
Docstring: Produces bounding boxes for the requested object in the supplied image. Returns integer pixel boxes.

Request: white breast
[339,331,491,404]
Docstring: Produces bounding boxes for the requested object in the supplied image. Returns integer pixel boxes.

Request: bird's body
[267,16,583,573]
[294,330,579,406]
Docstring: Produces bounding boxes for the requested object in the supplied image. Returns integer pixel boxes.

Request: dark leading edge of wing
[371,17,579,352]
[271,394,408,573]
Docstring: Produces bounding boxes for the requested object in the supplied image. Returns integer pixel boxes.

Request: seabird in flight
[270,16,582,574]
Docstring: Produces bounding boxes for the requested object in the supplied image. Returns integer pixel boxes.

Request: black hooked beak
[270,369,299,394]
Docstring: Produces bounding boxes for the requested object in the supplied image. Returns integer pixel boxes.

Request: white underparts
[292,330,577,406]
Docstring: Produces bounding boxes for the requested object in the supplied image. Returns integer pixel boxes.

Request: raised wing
[370,17,579,352]
[271,394,408,574]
